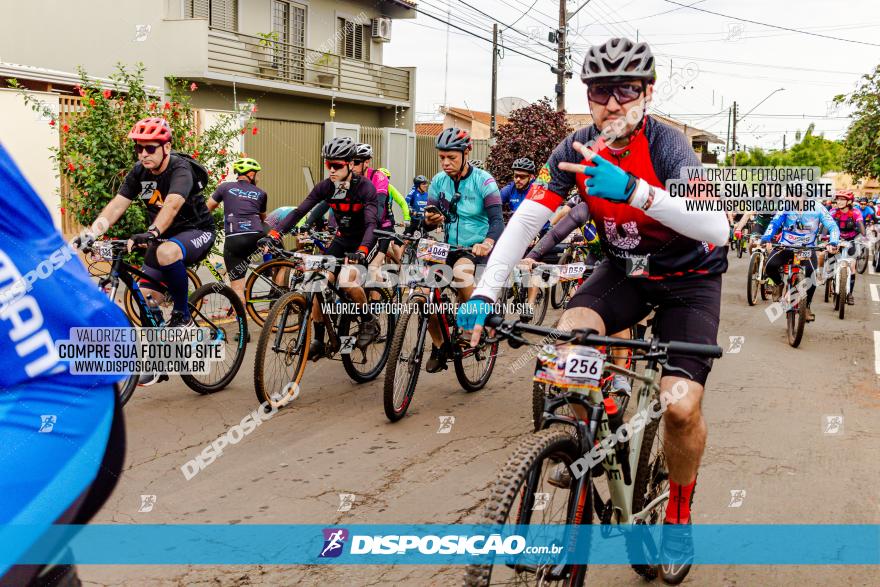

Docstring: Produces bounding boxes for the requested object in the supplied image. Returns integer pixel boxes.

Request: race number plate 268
[417,239,450,262]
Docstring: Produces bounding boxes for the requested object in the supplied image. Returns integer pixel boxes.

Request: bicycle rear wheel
[383,296,428,422]
[339,288,396,383]
[244,258,300,327]
[453,332,499,392]
[254,292,311,409]
[180,283,247,394]
[464,428,590,587]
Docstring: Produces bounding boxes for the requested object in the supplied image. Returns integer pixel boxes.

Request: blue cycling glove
[457,297,494,331]
[582,155,638,202]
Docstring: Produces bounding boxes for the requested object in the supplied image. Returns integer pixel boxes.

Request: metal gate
[245,118,323,209]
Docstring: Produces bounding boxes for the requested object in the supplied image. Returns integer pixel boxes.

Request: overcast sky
[384,0,880,151]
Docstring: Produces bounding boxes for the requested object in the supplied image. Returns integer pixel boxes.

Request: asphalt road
[82,252,880,586]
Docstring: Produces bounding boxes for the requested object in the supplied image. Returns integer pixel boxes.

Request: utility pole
[782,134,787,152]
[556,0,566,112]
[732,101,738,166]
[725,106,732,160]
[491,23,499,138]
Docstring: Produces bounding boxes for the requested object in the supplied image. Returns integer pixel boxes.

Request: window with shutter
[186,0,237,31]
[337,17,369,61]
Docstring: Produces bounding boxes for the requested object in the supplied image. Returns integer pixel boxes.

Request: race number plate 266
[563,348,604,383]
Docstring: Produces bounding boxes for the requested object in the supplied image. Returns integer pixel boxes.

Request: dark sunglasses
[325,160,348,171]
[135,144,163,155]
[513,172,531,180]
[587,83,644,106]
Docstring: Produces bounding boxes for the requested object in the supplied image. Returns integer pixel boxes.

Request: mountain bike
[382,238,499,422]
[86,239,248,405]
[254,251,395,409]
[550,243,596,310]
[746,245,772,306]
[243,230,332,326]
[771,244,823,348]
[463,315,722,586]
[499,264,551,326]
[825,241,856,320]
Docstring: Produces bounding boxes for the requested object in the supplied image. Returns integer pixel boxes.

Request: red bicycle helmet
[834,189,854,202]
[128,117,172,142]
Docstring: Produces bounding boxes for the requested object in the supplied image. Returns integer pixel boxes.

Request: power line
[502,0,539,31]
[661,0,880,47]
[451,0,558,56]
[411,3,557,67]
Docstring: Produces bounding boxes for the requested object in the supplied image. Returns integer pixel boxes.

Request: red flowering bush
[12,63,254,237]
[487,98,573,186]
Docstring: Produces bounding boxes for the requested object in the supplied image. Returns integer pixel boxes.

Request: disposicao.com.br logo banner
[2,524,878,566]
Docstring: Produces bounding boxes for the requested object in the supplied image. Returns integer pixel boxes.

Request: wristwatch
[147,224,161,238]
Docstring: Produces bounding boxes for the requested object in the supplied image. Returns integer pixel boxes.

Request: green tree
[487,98,573,185]
[11,63,255,237]
[721,124,843,173]
[835,63,880,180]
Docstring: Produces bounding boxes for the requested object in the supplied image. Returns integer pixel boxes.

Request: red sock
[665,478,696,524]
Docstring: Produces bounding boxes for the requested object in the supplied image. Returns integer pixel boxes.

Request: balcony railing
[207,28,410,103]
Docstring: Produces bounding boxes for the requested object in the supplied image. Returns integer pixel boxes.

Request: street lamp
[734,87,784,165]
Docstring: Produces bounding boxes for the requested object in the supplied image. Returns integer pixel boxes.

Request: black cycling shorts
[325,234,379,263]
[224,232,263,281]
[567,260,722,386]
[142,227,216,285]
[446,248,487,267]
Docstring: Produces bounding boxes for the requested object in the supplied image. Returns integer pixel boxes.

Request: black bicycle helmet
[413,174,428,186]
[581,37,656,84]
[435,127,472,152]
[354,143,373,159]
[511,157,536,173]
[322,137,357,161]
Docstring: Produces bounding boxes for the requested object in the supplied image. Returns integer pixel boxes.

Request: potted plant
[255,31,280,76]
[312,52,339,88]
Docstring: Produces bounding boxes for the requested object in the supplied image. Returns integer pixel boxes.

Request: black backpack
[172,151,210,193]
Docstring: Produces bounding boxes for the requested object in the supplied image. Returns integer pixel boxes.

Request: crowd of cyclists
[2,35,878,587]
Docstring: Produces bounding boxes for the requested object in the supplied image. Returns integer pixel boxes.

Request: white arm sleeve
[472,199,554,302]
[629,180,729,246]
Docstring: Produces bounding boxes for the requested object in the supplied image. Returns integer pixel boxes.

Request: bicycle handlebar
[485,315,723,359]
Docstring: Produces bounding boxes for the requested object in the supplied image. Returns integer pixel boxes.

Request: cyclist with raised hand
[206,157,267,304]
[262,137,380,360]
[86,117,216,328]
[405,174,431,234]
[500,157,537,222]
[829,190,864,305]
[457,37,731,584]
[0,143,127,586]
[761,203,839,319]
[422,127,504,372]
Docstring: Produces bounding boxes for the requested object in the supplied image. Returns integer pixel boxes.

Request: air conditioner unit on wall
[372,17,392,42]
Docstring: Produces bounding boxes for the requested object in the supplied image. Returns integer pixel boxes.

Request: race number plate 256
[563,348,604,383]
[559,262,586,282]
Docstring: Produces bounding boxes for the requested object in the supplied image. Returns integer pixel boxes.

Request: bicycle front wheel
[244,258,300,327]
[838,265,850,320]
[856,247,868,274]
[746,252,761,306]
[180,283,247,394]
[254,291,311,409]
[533,286,550,326]
[630,412,668,580]
[464,428,590,587]
[383,296,428,422]
[786,273,807,347]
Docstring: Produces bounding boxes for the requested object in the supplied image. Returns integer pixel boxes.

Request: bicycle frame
[537,354,665,526]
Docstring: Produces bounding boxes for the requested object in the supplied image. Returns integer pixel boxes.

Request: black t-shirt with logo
[210,180,268,235]
[119,154,214,234]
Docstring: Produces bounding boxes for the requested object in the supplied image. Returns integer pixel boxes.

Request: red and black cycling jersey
[276,175,379,253]
[531,116,728,278]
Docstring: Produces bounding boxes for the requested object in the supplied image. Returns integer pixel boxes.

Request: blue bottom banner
[1,524,878,565]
